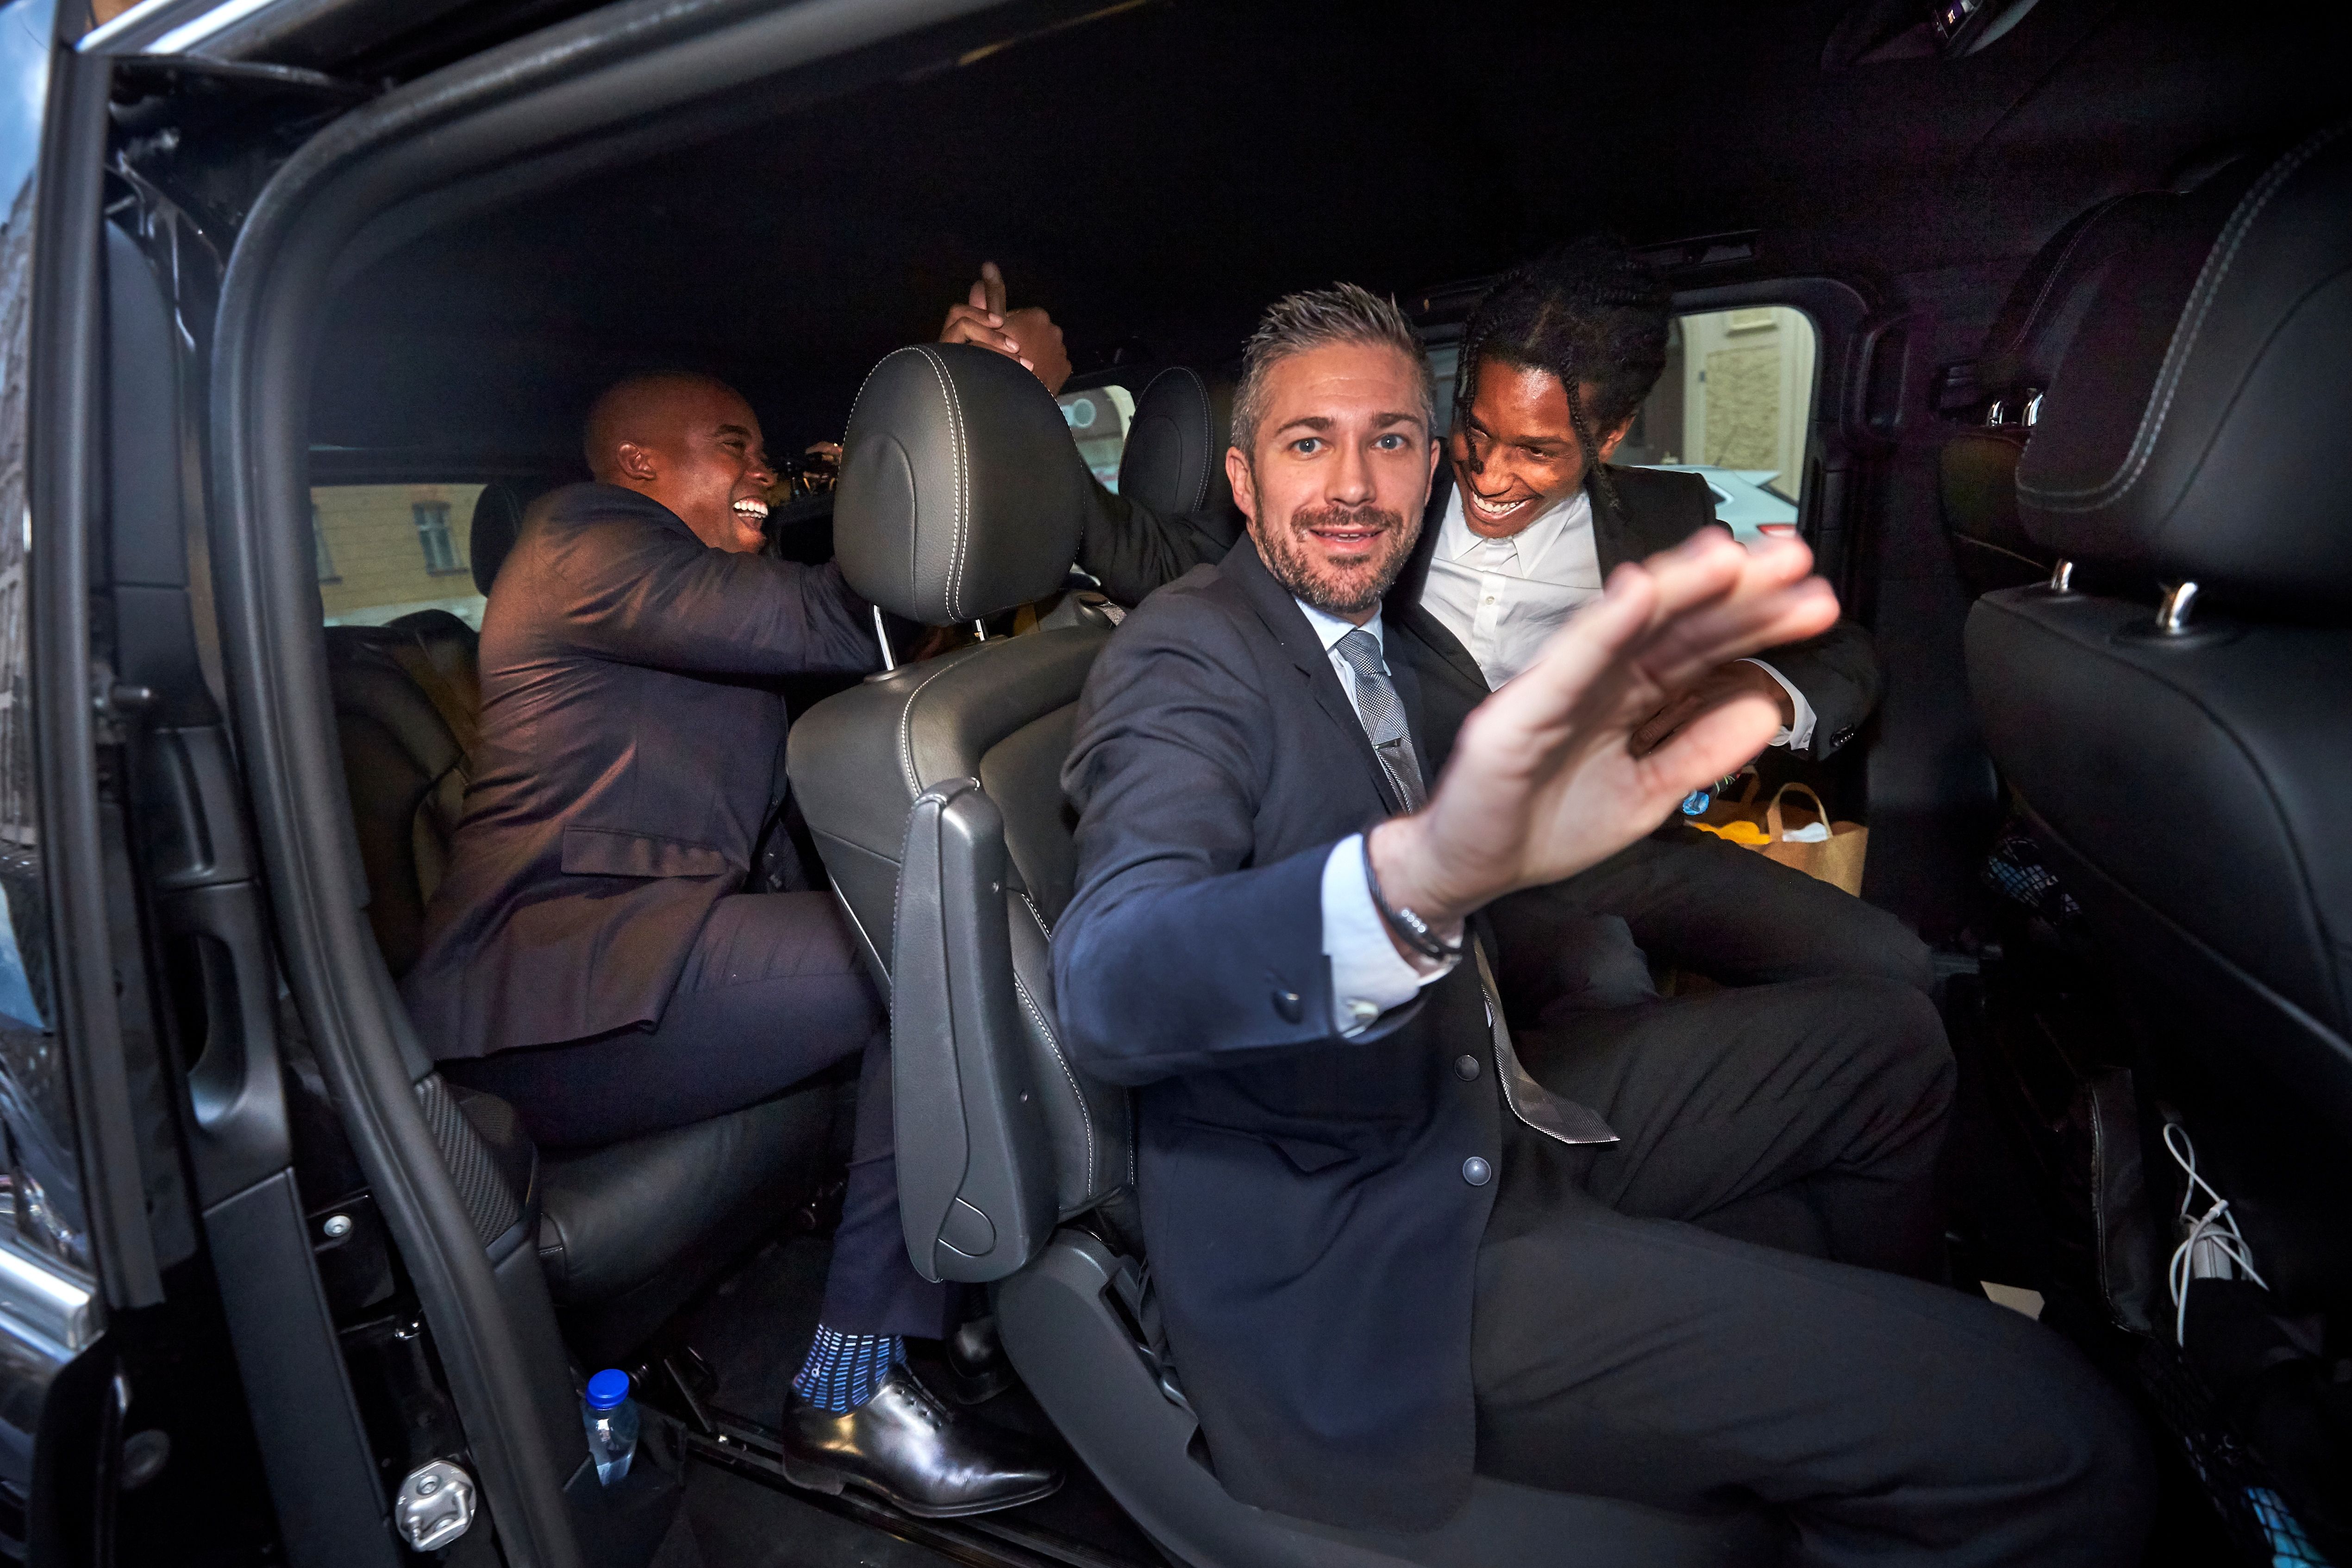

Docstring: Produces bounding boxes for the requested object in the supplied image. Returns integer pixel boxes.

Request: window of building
[311,485,488,629]
[1058,384,1137,489]
[1424,303,1819,541]
[414,500,465,575]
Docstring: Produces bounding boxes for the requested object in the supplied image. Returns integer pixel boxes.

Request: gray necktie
[1330,633,1616,1147]
[1333,629,1427,812]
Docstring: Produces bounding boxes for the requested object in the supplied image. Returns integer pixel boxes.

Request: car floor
[656,1231,1164,1568]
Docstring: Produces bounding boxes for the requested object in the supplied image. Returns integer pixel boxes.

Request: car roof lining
[297,0,2346,466]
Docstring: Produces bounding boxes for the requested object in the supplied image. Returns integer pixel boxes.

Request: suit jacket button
[1461,1156,1492,1187]
[1453,1054,1481,1082]
[1272,989,1304,1023]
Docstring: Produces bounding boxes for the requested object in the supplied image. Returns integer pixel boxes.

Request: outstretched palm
[1373,530,1839,925]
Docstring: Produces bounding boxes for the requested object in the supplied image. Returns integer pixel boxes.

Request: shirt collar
[1438,479,1592,570]
[1293,596,1383,656]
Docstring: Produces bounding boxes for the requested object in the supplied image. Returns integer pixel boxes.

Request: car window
[312,483,488,627]
[1426,304,1819,542]
[1057,385,1136,490]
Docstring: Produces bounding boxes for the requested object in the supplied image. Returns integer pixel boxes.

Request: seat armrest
[892,780,1058,1282]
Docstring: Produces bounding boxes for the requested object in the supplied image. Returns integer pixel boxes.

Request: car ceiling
[307,0,2349,467]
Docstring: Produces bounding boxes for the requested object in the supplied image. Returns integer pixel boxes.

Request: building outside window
[414,500,465,575]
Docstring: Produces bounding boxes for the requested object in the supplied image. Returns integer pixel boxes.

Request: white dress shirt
[1419,483,1817,750]
[1289,599,1459,1034]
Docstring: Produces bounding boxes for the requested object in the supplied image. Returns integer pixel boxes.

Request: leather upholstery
[1116,366,1235,519]
[324,611,481,976]
[534,1087,835,1306]
[788,626,1131,1221]
[2017,124,2352,610]
[1940,189,2212,599]
[324,608,836,1331]
[469,480,527,598]
[836,343,1088,624]
[794,341,1132,1236]
[1966,125,2352,1299]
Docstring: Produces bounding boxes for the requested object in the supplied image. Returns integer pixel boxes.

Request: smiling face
[1447,361,1632,538]
[1226,341,1441,623]
[588,374,776,553]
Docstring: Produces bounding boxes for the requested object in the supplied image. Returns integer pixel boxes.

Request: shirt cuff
[1738,658,1818,753]
[1322,834,1456,1035]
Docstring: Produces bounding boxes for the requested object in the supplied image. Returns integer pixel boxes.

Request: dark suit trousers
[1497,825,1935,997]
[444,892,949,1340]
[1473,981,2152,1563]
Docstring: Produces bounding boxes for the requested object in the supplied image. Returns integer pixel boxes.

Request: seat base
[997,1231,1786,1568]
[539,1084,840,1365]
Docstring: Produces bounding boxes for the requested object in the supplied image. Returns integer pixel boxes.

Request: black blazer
[1054,538,1503,1532]
[400,483,875,1059]
[1077,463,1881,762]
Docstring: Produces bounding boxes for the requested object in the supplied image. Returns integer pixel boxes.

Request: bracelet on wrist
[1361,833,1463,964]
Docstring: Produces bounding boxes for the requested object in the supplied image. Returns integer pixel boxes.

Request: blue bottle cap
[1680,789,1710,816]
[586,1368,631,1411]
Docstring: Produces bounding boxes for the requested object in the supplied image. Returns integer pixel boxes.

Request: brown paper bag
[1758,781,1868,896]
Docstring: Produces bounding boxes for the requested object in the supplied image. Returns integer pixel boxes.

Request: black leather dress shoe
[780,1363,1062,1518]
[940,1315,1016,1406]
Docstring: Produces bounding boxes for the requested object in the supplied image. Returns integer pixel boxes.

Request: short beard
[1253,500,1415,619]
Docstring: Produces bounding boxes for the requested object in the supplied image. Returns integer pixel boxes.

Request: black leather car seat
[323,607,837,1365]
[790,343,1782,1565]
[1965,121,2352,1307]
[1116,365,1237,519]
[1939,160,2261,600]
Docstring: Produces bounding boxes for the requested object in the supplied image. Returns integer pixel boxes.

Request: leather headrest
[836,344,1088,625]
[1117,366,1235,519]
[1977,192,2183,398]
[2018,122,2352,611]
[469,481,527,598]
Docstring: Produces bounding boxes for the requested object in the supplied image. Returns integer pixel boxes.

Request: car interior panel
[26,0,2351,1564]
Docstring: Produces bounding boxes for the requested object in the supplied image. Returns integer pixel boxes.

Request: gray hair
[1229,283,1436,460]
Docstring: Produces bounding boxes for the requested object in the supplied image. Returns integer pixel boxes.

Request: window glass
[0,0,90,1276]
[312,483,488,627]
[1426,304,1819,542]
[1622,306,1816,541]
[1057,384,1136,490]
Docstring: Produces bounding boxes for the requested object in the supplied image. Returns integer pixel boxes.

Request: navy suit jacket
[401,482,875,1058]
[1054,538,1502,1532]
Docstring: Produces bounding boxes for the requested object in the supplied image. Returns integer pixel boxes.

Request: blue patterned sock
[792,1326,906,1413]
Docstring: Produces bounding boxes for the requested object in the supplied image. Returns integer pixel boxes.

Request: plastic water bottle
[582,1368,639,1486]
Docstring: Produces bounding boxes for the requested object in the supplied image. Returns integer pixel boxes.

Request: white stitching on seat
[1011,961,1095,1190]
[1018,889,1052,941]
[909,345,970,622]
[895,659,961,796]
[2026,120,2352,512]
[1180,368,1212,510]
[2001,194,2133,365]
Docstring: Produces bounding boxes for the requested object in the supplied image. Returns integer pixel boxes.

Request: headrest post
[2048,559,2075,593]
[872,605,898,672]
[971,619,989,643]
[1984,399,2006,429]
[2155,581,2200,635]
[2022,391,2042,428]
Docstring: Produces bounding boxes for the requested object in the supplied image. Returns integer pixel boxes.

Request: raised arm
[545,497,877,677]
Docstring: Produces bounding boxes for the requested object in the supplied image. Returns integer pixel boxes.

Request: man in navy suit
[1051,285,2150,1558]
[405,372,1056,1516]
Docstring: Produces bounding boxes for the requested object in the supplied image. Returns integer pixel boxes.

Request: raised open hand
[1370,530,1839,932]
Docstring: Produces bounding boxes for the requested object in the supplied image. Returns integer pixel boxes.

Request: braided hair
[1452,236,1672,523]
